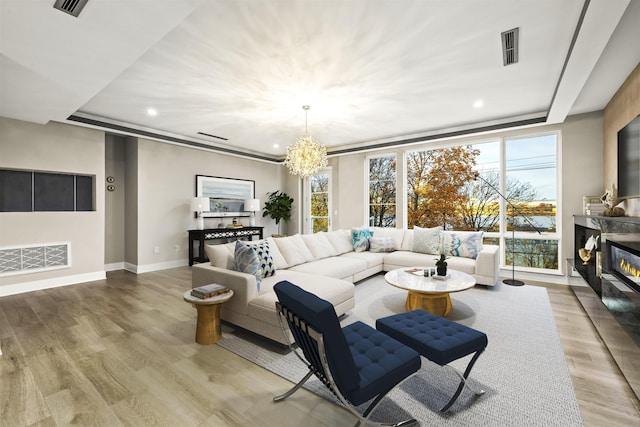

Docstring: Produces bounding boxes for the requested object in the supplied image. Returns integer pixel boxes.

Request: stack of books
[584,202,606,216]
[191,283,230,299]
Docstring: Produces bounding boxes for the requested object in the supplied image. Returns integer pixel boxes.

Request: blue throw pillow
[351,227,373,252]
[245,240,276,278]
[234,241,262,291]
[442,231,484,259]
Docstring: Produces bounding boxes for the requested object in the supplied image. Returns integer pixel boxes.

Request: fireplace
[608,240,640,295]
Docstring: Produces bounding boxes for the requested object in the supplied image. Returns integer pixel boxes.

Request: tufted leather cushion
[274,281,420,406]
[342,321,421,406]
[376,310,487,366]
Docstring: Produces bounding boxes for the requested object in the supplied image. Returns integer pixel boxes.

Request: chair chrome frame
[274,302,418,427]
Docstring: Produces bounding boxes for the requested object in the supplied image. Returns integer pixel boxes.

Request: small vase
[437,266,447,276]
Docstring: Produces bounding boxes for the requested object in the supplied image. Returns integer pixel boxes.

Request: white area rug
[218,275,584,426]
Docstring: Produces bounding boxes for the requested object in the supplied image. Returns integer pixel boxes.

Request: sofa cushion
[288,256,368,280]
[442,231,484,259]
[233,241,262,290]
[412,226,442,255]
[273,234,314,267]
[383,250,476,275]
[205,243,235,269]
[302,233,339,259]
[401,229,414,251]
[351,227,373,252]
[368,236,395,253]
[341,251,386,269]
[326,229,354,255]
[247,270,355,326]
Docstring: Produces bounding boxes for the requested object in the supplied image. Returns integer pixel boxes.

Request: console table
[188,227,264,266]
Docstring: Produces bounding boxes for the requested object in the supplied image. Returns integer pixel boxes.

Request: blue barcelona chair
[273,280,422,427]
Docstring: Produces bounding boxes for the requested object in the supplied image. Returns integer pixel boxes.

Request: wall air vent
[197,132,229,141]
[53,0,89,18]
[501,27,519,66]
[0,243,70,276]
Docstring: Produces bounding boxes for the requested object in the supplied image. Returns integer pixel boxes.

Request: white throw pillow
[370,227,404,250]
[369,236,395,253]
[273,234,314,267]
[205,243,234,269]
[412,226,442,255]
[325,230,354,254]
[302,233,338,259]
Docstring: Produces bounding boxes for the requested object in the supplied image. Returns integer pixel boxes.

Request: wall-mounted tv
[617,115,640,199]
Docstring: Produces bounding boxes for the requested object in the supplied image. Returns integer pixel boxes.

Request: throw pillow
[368,236,395,253]
[351,227,373,252]
[233,241,262,291]
[442,231,484,259]
[245,240,276,278]
[412,226,442,255]
[325,230,354,254]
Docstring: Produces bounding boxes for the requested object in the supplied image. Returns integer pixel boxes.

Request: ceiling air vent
[53,0,89,18]
[501,27,519,66]
[197,132,228,141]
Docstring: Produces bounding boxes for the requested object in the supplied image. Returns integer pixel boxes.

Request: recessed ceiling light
[473,100,484,108]
[273,144,279,149]
[147,108,158,116]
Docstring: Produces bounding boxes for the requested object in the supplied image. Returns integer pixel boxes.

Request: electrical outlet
[153,246,160,254]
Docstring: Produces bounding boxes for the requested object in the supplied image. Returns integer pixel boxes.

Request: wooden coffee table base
[406,291,452,316]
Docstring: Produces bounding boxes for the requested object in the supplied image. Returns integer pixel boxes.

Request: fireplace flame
[619,258,640,279]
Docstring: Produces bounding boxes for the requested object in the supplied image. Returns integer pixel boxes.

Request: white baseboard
[0,271,106,297]
[125,259,189,274]
[105,262,125,272]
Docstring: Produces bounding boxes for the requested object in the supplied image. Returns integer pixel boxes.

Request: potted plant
[435,253,448,276]
[262,191,293,236]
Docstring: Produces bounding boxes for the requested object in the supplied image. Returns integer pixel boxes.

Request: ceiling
[1,0,638,161]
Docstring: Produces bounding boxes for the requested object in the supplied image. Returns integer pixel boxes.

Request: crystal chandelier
[284,105,327,178]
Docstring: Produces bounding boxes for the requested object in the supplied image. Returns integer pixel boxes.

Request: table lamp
[191,197,210,230]
[244,199,260,226]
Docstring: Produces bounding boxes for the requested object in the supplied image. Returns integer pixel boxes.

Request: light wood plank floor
[1,268,639,426]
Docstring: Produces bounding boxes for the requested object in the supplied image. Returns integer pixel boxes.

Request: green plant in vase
[262,191,293,236]
[435,253,448,276]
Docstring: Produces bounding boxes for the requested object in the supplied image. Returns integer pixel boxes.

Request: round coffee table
[384,268,475,316]
[183,290,234,344]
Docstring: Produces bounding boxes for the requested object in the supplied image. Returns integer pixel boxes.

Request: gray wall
[0,118,106,289]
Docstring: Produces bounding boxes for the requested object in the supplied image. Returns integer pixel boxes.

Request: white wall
[0,118,106,293]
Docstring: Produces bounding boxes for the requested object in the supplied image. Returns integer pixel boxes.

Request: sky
[472,134,557,202]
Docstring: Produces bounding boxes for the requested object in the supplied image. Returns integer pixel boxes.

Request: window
[405,133,559,273]
[368,155,396,227]
[308,170,331,233]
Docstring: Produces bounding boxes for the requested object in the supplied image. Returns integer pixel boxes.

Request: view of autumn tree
[407,146,479,229]
[369,156,396,227]
[458,170,541,232]
[310,173,329,232]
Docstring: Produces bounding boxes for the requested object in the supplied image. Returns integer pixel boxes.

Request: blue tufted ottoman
[376,309,488,412]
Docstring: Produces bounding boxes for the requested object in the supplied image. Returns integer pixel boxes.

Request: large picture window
[405,133,559,272]
[368,155,396,227]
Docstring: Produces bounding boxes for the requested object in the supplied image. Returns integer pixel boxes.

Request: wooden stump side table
[183,290,234,344]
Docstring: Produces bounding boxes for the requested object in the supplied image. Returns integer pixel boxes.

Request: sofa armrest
[191,264,258,315]
[475,244,499,283]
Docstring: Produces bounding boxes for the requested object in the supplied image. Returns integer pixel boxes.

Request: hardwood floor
[1,268,639,426]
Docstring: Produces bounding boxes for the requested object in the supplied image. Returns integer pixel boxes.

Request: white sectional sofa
[191,227,499,345]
